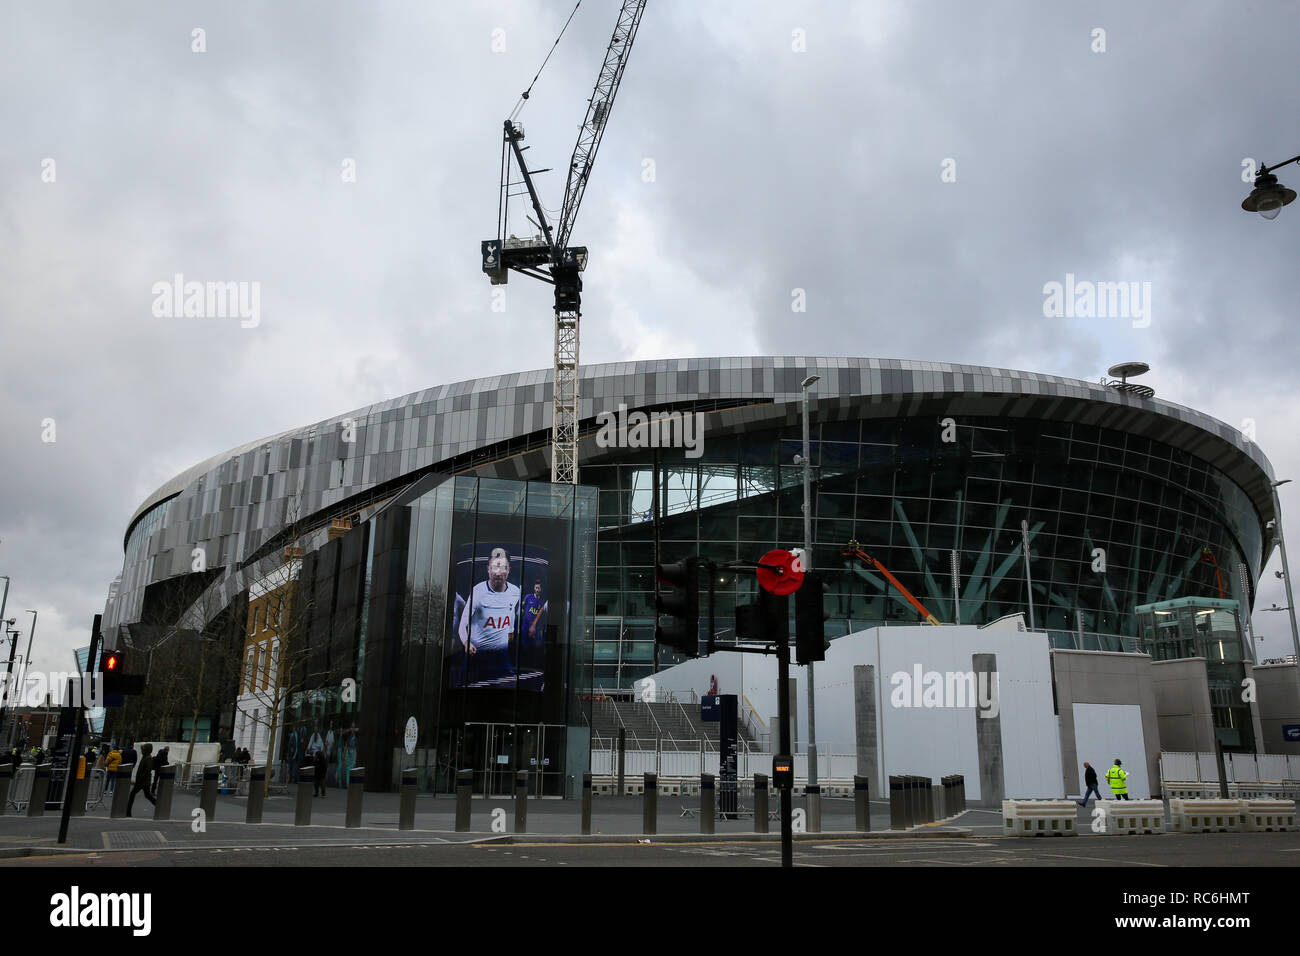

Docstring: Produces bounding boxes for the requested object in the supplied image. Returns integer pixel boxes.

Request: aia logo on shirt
[484,615,512,630]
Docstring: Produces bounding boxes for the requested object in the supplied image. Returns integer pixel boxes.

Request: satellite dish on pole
[1105,362,1155,399]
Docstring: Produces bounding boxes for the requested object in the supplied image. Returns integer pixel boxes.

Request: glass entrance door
[460,722,568,796]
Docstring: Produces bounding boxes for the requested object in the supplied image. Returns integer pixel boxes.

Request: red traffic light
[105,653,120,672]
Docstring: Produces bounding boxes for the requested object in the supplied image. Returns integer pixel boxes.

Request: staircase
[590,697,760,752]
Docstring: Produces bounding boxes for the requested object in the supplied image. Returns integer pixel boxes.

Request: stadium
[99,356,1285,797]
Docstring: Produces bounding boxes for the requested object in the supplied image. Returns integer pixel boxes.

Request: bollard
[455,769,472,832]
[806,784,822,833]
[919,776,933,823]
[246,766,266,824]
[0,764,10,815]
[581,772,593,835]
[295,767,314,826]
[854,775,870,832]
[399,768,417,830]
[27,764,51,817]
[153,765,176,822]
[642,772,658,835]
[700,773,715,835]
[905,775,918,826]
[754,774,769,834]
[67,772,90,817]
[346,766,364,828]
[958,774,966,812]
[889,775,905,830]
[513,770,529,834]
[110,764,133,819]
[200,765,220,822]
[932,784,942,823]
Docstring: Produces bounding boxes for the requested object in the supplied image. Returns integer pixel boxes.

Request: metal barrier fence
[4,765,110,813]
[590,748,856,782]
[1160,751,1300,786]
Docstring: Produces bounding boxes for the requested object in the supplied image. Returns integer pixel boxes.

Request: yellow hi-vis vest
[1105,765,1128,794]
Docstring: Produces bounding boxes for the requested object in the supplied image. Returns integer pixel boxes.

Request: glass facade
[1137,596,1256,752]
[279,474,597,795]
[584,416,1264,691]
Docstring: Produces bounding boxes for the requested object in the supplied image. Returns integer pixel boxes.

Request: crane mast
[480,0,647,484]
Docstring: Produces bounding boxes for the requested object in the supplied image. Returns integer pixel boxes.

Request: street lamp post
[1242,155,1299,220]
[1267,480,1300,665]
[797,374,820,796]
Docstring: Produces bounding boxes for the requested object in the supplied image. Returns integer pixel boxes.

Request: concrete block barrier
[1002,799,1078,837]
[1170,798,1242,833]
[1240,799,1296,832]
[1095,799,1164,835]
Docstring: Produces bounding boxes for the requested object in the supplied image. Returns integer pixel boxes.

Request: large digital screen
[448,542,551,690]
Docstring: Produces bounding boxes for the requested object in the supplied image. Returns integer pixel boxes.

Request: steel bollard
[153,765,176,822]
[27,764,51,817]
[246,766,266,824]
[904,775,917,827]
[581,772,592,835]
[891,775,909,829]
[754,773,769,834]
[67,771,90,817]
[0,764,11,815]
[399,768,417,830]
[346,766,364,828]
[110,764,133,819]
[854,775,870,831]
[455,769,472,831]
[700,773,715,835]
[642,772,657,835]
[200,765,220,821]
[917,776,931,823]
[958,774,966,812]
[806,784,822,833]
[514,770,529,834]
[932,784,943,823]
[295,767,314,826]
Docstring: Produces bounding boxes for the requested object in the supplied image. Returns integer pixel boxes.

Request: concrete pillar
[27,763,50,817]
[853,665,879,793]
[455,769,472,831]
[294,766,313,826]
[110,764,133,819]
[854,775,870,831]
[581,772,592,835]
[153,765,176,822]
[700,773,715,835]
[246,765,266,824]
[200,765,219,822]
[398,768,417,830]
[642,772,657,835]
[346,766,364,828]
[973,653,1003,806]
[754,773,769,834]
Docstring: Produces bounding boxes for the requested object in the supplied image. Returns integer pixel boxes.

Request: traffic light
[655,557,700,657]
[794,571,831,664]
[101,648,145,698]
[735,587,789,645]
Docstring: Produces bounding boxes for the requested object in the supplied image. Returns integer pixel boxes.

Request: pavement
[3,789,1299,866]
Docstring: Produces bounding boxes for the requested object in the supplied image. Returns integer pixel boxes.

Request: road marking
[1038,852,1165,867]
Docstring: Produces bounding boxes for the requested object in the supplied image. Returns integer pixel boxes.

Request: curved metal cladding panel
[106,357,1277,633]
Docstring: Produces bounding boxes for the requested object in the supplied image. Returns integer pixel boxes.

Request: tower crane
[481,0,647,484]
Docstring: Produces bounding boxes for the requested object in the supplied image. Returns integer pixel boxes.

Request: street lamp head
[1243,171,1297,220]
[801,374,821,389]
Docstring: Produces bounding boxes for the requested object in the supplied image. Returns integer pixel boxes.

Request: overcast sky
[3,0,1298,673]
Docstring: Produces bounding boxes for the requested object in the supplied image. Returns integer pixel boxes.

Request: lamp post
[1267,480,1300,666]
[1242,155,1299,220]
[797,373,820,791]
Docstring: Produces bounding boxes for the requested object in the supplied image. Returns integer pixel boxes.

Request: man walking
[1078,761,1102,806]
[151,746,169,797]
[313,746,327,797]
[1105,758,1129,800]
[126,743,156,816]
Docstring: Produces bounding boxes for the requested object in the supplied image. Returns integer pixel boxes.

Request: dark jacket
[313,750,327,776]
[135,754,154,787]
[1084,765,1098,787]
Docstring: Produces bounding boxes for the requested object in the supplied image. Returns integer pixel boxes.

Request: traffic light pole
[776,625,793,869]
[58,614,101,845]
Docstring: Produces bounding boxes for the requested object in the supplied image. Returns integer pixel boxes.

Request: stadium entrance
[448,722,568,797]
